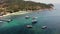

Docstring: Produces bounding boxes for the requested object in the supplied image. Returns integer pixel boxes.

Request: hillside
[0,0,54,15]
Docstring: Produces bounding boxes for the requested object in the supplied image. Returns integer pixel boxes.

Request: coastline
[1,9,44,17]
[2,11,31,17]
[0,10,43,18]
[0,8,54,18]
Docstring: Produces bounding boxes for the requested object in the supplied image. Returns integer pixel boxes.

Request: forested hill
[0,0,54,14]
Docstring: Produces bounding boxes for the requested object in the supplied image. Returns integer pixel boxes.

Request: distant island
[0,0,54,16]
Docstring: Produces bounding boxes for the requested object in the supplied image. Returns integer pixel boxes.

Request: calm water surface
[0,4,60,34]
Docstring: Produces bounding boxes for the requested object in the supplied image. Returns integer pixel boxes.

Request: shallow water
[0,4,60,34]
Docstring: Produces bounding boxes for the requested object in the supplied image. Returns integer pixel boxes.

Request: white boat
[0,19,12,22]
[0,21,3,23]
[32,17,38,19]
[32,20,37,24]
[42,26,47,29]
[25,16,30,19]
[26,25,32,28]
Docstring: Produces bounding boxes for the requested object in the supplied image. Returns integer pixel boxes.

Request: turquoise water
[0,4,60,34]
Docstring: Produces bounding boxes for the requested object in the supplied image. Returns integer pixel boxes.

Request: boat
[32,17,38,19]
[0,19,12,22]
[6,19,12,22]
[26,25,32,28]
[32,20,37,24]
[0,21,3,23]
[41,26,47,29]
[25,16,30,19]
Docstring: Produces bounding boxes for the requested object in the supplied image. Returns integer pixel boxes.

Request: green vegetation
[0,0,54,15]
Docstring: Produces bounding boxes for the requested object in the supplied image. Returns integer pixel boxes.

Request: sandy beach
[2,11,30,17]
